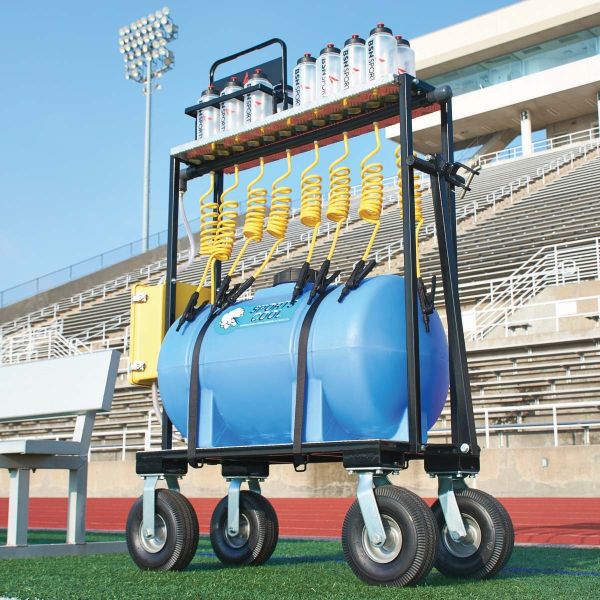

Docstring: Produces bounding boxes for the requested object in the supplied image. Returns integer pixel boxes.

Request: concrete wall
[1,445,598,500]
[413,0,600,76]
[547,113,599,138]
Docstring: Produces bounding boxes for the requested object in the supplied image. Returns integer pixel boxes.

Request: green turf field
[0,532,598,600]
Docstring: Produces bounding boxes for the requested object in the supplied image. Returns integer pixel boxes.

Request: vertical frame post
[397,74,422,452]
[440,99,458,249]
[440,98,458,440]
[212,170,224,289]
[429,159,478,451]
[162,155,180,450]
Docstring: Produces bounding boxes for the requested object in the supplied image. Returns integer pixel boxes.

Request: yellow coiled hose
[267,150,293,242]
[212,165,240,263]
[326,132,350,261]
[253,150,293,279]
[196,172,217,297]
[359,123,384,261]
[395,145,425,276]
[228,157,268,277]
[300,142,323,263]
[199,172,217,258]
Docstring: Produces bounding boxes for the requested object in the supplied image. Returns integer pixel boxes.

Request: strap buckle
[293,455,308,472]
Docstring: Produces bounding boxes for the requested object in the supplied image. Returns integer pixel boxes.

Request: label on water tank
[216,301,298,334]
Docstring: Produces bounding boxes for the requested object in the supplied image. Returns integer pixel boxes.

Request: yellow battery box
[128,282,209,386]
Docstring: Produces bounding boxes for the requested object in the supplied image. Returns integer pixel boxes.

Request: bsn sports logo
[342,49,350,89]
[245,95,252,122]
[367,39,376,81]
[293,66,301,105]
[342,49,361,89]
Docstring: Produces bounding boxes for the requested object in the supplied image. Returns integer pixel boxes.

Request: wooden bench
[0,350,120,557]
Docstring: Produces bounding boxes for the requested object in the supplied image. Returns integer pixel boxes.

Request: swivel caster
[210,490,279,566]
[126,488,199,571]
[342,484,437,586]
[431,487,514,579]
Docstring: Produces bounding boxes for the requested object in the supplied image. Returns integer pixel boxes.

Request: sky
[0,0,519,293]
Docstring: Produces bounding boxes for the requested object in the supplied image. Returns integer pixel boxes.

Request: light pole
[118,7,177,253]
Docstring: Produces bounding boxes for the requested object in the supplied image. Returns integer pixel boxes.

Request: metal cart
[126,39,514,586]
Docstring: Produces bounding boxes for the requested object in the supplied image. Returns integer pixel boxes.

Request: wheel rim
[138,514,167,553]
[361,514,403,564]
[442,514,482,558]
[225,513,250,549]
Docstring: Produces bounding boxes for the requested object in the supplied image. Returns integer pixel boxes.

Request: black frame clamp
[417,275,437,332]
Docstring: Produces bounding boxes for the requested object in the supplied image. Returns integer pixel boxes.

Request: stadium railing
[431,400,600,448]
[470,236,600,339]
[465,293,600,339]
[477,125,600,167]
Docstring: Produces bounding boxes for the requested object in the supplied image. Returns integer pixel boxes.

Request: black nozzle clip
[307,259,340,305]
[176,291,208,331]
[417,275,437,332]
[338,259,377,303]
[222,276,255,310]
[210,275,232,316]
[290,262,312,304]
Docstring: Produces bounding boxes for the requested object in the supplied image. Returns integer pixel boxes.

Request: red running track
[1,497,598,546]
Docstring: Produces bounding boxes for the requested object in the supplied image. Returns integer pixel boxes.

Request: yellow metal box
[128,282,208,386]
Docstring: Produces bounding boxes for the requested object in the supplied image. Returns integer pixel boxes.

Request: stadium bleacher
[0,135,599,456]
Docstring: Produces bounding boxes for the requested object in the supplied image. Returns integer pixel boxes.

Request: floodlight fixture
[118,7,177,252]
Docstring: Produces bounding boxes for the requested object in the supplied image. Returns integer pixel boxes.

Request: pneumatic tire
[210,491,279,566]
[341,485,437,586]
[431,488,514,579]
[126,489,199,571]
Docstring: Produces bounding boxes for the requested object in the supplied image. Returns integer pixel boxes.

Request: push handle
[209,38,289,110]
[425,84,453,104]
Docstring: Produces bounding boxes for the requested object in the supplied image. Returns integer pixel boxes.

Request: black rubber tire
[341,485,438,586]
[210,491,279,566]
[431,488,515,579]
[126,489,199,571]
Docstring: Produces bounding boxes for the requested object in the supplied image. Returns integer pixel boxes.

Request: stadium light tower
[118,7,177,253]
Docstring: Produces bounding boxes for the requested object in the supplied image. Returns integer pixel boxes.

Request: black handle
[209,38,289,110]
[425,85,453,104]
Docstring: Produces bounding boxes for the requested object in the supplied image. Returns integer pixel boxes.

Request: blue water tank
[157,275,449,448]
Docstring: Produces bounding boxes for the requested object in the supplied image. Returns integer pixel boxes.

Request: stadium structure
[1,0,599,552]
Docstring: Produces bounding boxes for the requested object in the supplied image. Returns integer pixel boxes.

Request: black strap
[187,309,217,468]
[292,289,332,468]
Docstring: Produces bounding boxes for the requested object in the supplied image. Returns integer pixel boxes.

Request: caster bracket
[355,471,386,547]
[226,476,263,537]
[142,474,180,540]
[437,475,468,541]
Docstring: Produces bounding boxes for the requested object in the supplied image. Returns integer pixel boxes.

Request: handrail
[470,235,600,339]
[433,399,600,448]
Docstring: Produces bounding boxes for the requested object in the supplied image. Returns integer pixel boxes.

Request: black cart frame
[139,73,479,480]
